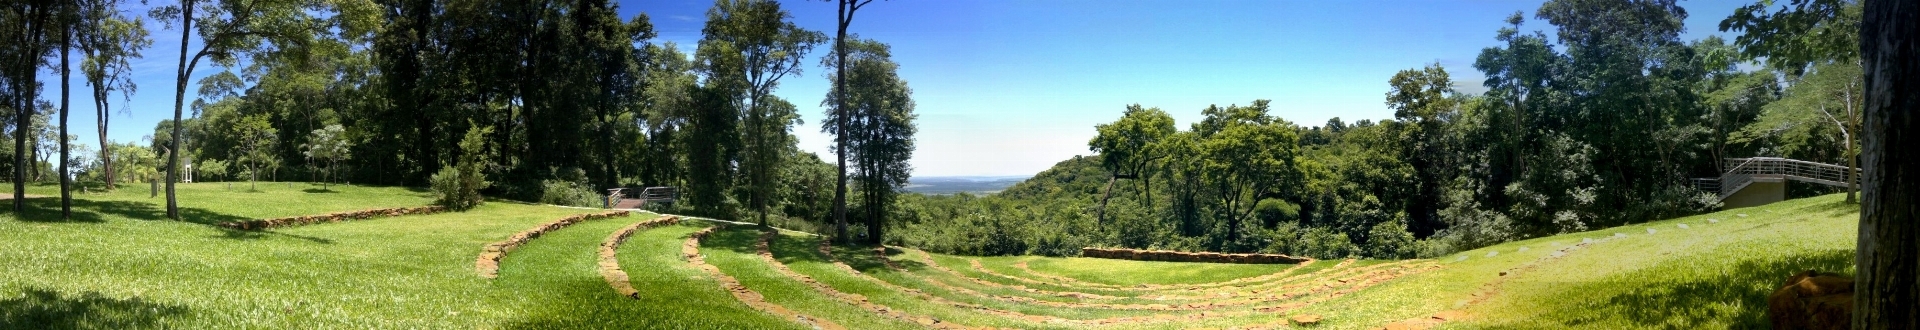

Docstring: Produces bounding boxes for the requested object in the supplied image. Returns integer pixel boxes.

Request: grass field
[0,182,1863,329]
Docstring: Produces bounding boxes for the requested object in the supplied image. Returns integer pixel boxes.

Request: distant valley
[903,175,1031,195]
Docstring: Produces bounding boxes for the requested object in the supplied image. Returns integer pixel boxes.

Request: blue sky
[51,0,1753,178]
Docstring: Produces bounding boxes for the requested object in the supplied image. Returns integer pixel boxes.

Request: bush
[540,179,601,208]
[1364,219,1417,259]
[433,125,493,210]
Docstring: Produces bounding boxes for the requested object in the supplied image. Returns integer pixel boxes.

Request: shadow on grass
[11,197,333,244]
[1510,249,1854,329]
[1792,199,1861,218]
[0,287,190,329]
[832,243,927,274]
[301,188,340,194]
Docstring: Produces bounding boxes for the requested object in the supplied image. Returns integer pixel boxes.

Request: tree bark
[1855,0,1920,327]
[59,11,71,219]
[14,2,49,212]
[166,0,194,220]
[831,0,856,244]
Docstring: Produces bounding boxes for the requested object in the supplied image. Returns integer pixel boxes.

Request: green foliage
[197,158,228,182]
[822,37,916,244]
[539,179,601,208]
[230,113,278,189]
[302,124,352,187]
[432,125,492,211]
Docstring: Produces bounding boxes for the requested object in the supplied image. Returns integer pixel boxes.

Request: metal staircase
[1694,157,1858,202]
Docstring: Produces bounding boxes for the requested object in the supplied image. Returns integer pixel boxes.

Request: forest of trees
[2,0,916,243]
[889,0,1869,259]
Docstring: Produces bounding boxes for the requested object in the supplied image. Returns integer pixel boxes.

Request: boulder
[1768,270,1853,330]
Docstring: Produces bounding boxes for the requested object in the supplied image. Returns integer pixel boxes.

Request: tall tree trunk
[831,0,852,244]
[15,2,48,212]
[166,0,196,220]
[1855,0,1919,327]
[58,15,70,219]
[95,71,112,189]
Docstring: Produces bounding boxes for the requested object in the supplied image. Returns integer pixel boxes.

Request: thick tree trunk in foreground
[1854,0,1920,327]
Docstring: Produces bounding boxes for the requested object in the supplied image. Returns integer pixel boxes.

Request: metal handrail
[1715,157,1859,200]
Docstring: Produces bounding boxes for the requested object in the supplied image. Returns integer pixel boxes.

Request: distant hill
[904,175,1032,195]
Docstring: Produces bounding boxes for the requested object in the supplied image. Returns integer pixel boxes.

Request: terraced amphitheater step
[598,216,681,298]
[913,249,1375,303]
[476,210,632,278]
[823,244,1444,328]
[695,225,949,329]
[485,212,801,328]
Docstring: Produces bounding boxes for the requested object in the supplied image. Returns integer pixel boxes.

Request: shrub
[540,179,601,207]
[1364,219,1418,259]
[433,125,494,210]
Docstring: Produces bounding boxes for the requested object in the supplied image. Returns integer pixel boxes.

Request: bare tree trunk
[165,0,194,220]
[58,13,70,219]
[1855,0,1920,327]
[13,2,49,212]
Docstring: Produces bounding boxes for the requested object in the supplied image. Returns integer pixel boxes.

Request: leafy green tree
[3,0,60,211]
[1719,0,1859,75]
[1722,0,1865,202]
[303,124,351,190]
[231,113,277,190]
[827,0,881,244]
[1089,104,1175,223]
[1738,61,1862,201]
[432,125,493,211]
[78,0,149,190]
[697,0,825,225]
[1196,101,1299,249]
[1384,63,1456,237]
[197,158,227,182]
[150,0,330,218]
[823,38,915,245]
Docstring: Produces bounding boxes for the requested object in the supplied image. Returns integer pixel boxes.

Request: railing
[1710,157,1859,201]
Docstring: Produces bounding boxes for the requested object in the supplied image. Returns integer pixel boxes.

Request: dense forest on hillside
[890,0,1867,259]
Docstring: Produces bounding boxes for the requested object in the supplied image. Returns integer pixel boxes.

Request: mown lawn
[0,182,760,328]
[1005,255,1298,286]
[1,182,1865,329]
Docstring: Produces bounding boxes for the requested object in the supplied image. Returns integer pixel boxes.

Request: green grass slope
[1288,194,1859,329]
[0,183,1863,329]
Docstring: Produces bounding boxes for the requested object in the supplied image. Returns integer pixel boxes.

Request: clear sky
[50,0,1754,178]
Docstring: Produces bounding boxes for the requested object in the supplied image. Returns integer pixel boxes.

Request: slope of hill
[0,183,1859,329]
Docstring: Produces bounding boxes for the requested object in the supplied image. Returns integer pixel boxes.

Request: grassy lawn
[1266,194,1860,330]
[617,222,801,329]
[1016,256,1299,286]
[1,183,1865,329]
[696,225,921,329]
[20,181,434,222]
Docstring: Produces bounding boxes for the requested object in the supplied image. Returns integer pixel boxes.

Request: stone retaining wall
[1080,247,1311,264]
[475,210,632,278]
[219,206,447,230]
